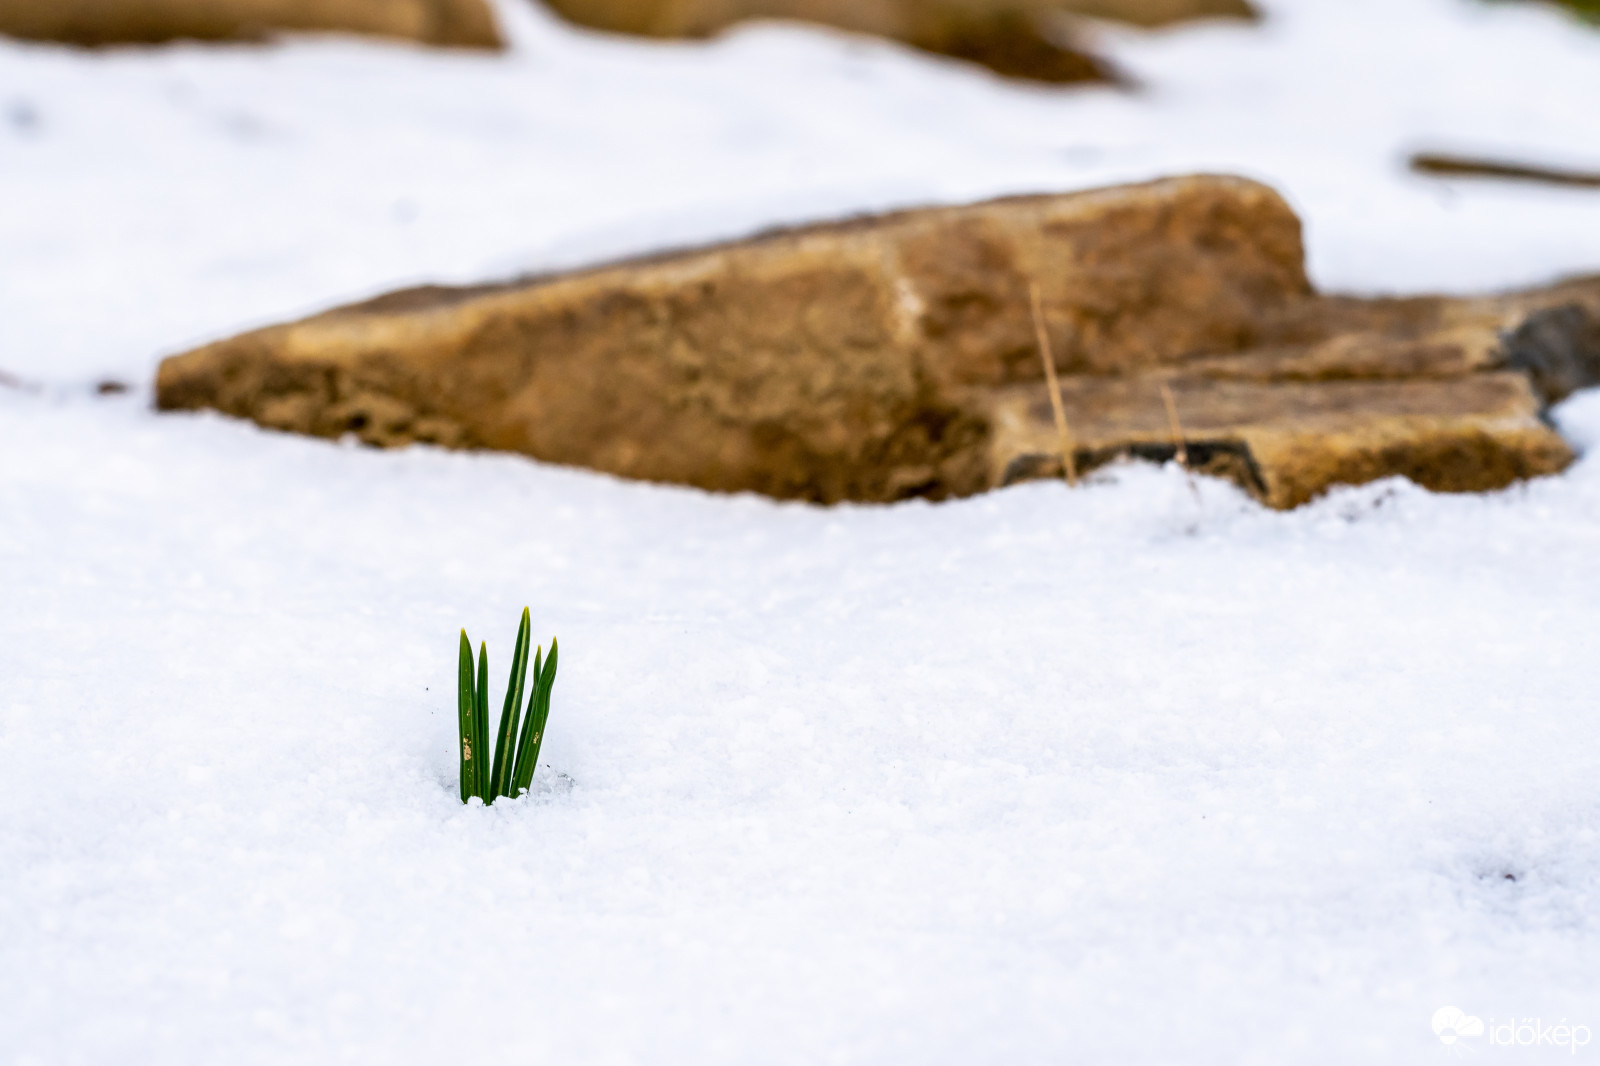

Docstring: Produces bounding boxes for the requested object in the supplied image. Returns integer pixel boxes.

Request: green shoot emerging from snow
[457,608,559,804]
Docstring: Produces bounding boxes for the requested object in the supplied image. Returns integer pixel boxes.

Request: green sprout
[457,607,559,804]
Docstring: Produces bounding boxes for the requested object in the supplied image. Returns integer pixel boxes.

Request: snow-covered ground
[2,1,1599,1062]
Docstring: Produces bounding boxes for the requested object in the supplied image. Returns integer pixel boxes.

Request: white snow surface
[2,0,1600,1062]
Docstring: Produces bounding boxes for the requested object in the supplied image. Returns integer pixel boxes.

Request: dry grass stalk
[1159,382,1189,467]
[1028,282,1078,486]
[1159,381,1202,502]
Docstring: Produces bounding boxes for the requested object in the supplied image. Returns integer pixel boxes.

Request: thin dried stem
[1159,382,1201,503]
[1159,382,1188,468]
[1029,282,1077,486]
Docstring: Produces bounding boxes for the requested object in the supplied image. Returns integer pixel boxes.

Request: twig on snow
[1410,151,1600,189]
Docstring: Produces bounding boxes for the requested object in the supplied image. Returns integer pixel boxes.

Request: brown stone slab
[987,373,1572,508]
[0,0,502,49]
[154,173,1600,509]
[158,175,1309,503]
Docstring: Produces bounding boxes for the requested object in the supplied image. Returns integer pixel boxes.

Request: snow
[2,0,1599,1062]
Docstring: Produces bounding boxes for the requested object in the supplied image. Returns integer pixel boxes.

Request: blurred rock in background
[0,0,1258,76]
[540,0,1255,83]
[0,0,502,49]
[1050,0,1254,26]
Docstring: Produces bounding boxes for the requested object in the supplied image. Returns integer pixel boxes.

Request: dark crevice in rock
[1001,438,1268,496]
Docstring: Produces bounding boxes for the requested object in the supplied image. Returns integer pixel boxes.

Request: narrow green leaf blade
[457,629,475,803]
[511,643,541,793]
[511,636,558,796]
[475,641,491,803]
[490,608,532,799]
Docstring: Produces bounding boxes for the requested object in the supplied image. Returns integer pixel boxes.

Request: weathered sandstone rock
[989,374,1570,509]
[0,0,501,49]
[991,279,1600,506]
[542,0,1252,37]
[158,176,1308,501]
[155,175,1600,508]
